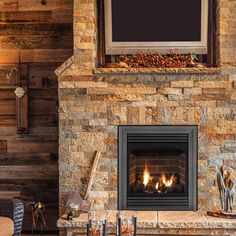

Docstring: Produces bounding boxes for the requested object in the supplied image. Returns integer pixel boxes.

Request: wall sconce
[15,64,29,134]
[15,87,25,98]
[15,87,25,133]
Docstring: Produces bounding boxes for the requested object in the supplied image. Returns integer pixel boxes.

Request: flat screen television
[105,0,208,55]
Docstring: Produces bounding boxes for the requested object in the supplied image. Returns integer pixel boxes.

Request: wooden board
[0,1,19,12]
[0,11,52,24]
[0,0,73,232]
[0,23,72,36]
[0,191,20,198]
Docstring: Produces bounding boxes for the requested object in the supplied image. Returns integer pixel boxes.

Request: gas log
[131,173,184,194]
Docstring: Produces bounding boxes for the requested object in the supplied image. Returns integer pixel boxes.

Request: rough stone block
[171,80,193,88]
[194,81,229,88]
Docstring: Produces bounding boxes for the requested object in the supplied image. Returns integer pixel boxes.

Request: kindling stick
[84,151,101,200]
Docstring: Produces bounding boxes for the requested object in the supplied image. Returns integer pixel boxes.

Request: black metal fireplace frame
[118,125,198,211]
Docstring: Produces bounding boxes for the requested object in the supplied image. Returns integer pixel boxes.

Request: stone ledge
[57,211,236,230]
[94,67,221,75]
[55,55,75,77]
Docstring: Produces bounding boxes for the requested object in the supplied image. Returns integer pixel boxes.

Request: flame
[155,182,159,189]
[161,174,174,187]
[143,164,150,186]
[142,162,175,189]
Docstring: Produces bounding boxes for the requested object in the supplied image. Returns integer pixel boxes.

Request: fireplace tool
[64,151,101,219]
[86,219,107,236]
[116,213,137,236]
[26,201,47,235]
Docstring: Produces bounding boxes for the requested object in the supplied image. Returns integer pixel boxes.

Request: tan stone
[171,80,193,88]
[158,211,208,229]
[194,81,229,88]
[184,88,202,95]
[158,88,183,95]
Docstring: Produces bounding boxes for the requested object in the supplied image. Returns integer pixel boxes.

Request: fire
[161,174,174,187]
[155,182,159,189]
[142,163,175,189]
[143,164,150,186]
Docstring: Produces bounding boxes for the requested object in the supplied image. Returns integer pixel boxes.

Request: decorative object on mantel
[15,53,29,134]
[66,210,74,221]
[65,192,83,218]
[116,52,206,68]
[64,151,101,218]
[207,162,236,219]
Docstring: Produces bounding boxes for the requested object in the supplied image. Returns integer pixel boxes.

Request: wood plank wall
[0,0,73,232]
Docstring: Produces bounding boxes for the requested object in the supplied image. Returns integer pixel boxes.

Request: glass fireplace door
[128,143,188,197]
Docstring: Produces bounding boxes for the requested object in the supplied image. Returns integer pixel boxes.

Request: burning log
[131,172,184,194]
[131,175,145,193]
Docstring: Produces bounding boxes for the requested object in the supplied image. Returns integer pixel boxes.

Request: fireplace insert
[118,125,197,211]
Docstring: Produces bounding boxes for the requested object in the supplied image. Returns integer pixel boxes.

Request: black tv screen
[112,0,202,42]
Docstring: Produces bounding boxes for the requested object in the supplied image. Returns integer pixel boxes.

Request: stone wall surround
[56,0,236,235]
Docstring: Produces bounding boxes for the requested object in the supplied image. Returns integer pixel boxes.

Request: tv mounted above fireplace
[105,0,208,55]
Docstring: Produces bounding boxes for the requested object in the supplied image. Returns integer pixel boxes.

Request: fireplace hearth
[118,125,197,211]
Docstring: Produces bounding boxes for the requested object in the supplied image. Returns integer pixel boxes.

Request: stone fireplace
[56,0,236,235]
[118,125,197,211]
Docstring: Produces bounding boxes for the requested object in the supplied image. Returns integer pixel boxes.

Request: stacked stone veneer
[56,0,236,215]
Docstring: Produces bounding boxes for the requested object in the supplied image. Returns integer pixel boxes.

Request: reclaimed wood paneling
[0,34,72,49]
[0,165,58,180]
[7,141,58,153]
[0,141,7,153]
[0,115,15,126]
[0,11,52,24]
[0,191,21,198]
[0,23,72,36]
[0,1,19,12]
[18,0,73,12]
[0,0,73,232]
[0,101,16,115]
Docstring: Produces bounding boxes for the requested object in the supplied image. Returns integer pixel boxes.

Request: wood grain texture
[0,191,20,198]
[0,0,73,232]
[0,11,53,24]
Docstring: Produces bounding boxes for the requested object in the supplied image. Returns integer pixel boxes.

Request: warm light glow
[143,163,150,186]
[161,174,174,187]
[155,182,159,190]
[142,162,175,189]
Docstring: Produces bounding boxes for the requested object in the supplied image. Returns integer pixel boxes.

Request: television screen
[105,0,208,54]
[111,0,202,42]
